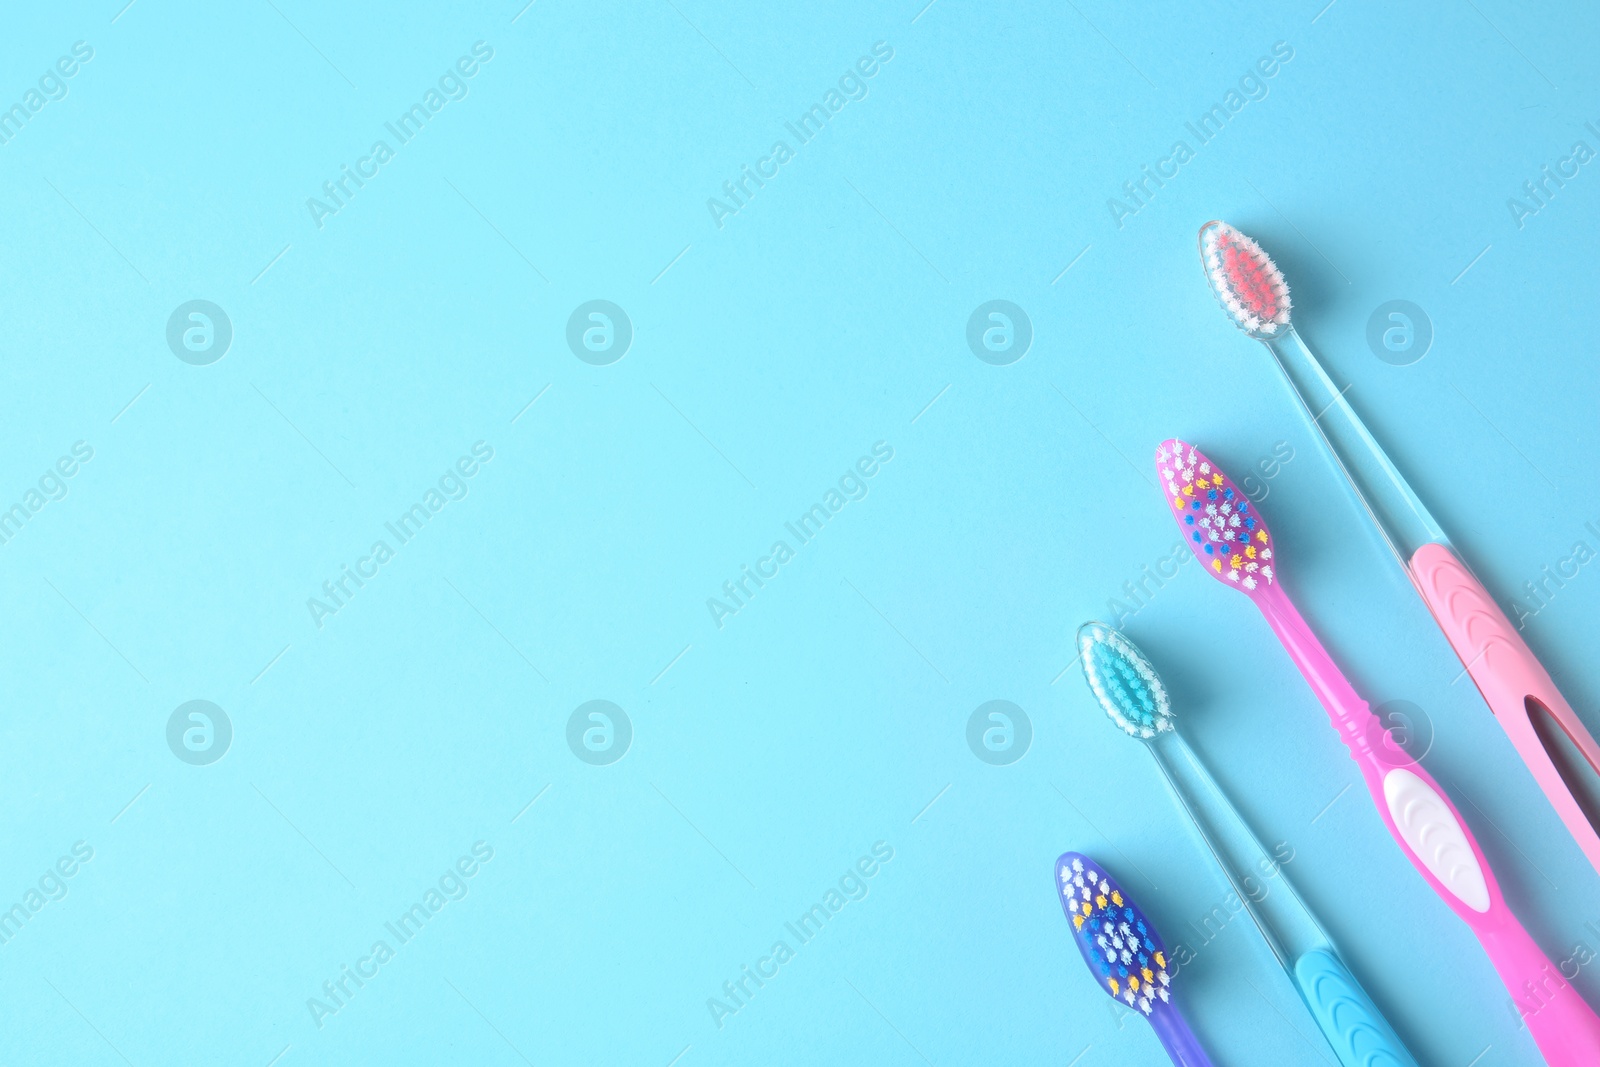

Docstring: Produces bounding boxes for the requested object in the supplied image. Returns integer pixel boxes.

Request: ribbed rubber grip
[1411,542,1600,877]
[1293,949,1418,1067]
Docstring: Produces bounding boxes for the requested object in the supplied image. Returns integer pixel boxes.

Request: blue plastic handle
[1293,948,1419,1067]
[1147,1001,1215,1067]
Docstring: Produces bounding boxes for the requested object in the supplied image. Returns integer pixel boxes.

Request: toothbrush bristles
[1201,222,1291,338]
[1055,852,1173,1015]
[1156,439,1277,596]
[1077,622,1175,738]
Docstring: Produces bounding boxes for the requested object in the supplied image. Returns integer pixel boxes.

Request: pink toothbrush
[1157,438,1600,1066]
[1197,221,1600,881]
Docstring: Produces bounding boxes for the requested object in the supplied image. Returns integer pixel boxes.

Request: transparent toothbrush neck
[1263,325,1450,565]
[1147,730,1330,967]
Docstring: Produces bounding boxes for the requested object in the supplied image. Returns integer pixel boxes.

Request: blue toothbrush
[1077,621,1419,1067]
[1055,851,1215,1066]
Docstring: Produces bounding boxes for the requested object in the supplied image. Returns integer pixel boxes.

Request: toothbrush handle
[1257,585,1600,1065]
[1479,914,1600,1065]
[1255,583,1501,916]
[1292,948,1418,1067]
[1153,739,1420,1065]
[1147,1001,1214,1067]
[1251,585,1394,784]
[1411,542,1600,876]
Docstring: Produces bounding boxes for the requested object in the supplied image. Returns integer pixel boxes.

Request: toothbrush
[1198,220,1600,879]
[1077,620,1420,1067]
[1055,851,1214,1067]
[1156,438,1600,1065]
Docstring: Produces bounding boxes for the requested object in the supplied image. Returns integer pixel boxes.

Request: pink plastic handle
[1254,582,1600,1065]
[1253,584,1499,918]
[1480,915,1600,1063]
[1411,542,1600,874]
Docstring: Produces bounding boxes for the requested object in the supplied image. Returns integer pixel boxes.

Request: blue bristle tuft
[1055,852,1176,1015]
[1076,622,1176,739]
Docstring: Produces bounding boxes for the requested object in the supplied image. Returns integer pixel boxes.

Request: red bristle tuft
[1218,231,1282,322]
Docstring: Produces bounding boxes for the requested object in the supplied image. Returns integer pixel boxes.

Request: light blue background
[2,1,1598,1064]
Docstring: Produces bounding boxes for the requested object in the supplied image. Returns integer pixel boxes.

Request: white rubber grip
[1382,769,1490,913]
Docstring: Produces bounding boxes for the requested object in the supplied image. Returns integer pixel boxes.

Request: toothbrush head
[1199,220,1291,339]
[1157,439,1276,598]
[1077,622,1174,740]
[1055,852,1174,1015]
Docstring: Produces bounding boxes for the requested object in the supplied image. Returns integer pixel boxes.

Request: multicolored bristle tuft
[1077,622,1174,740]
[1156,439,1275,595]
[1056,852,1173,1015]
[1199,221,1291,339]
